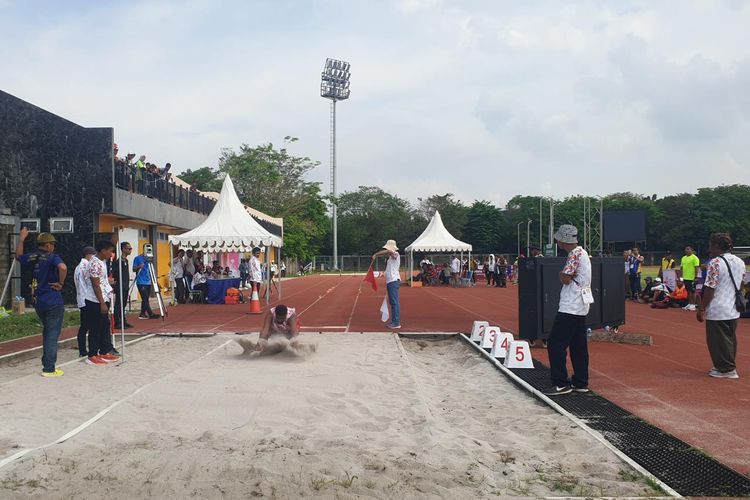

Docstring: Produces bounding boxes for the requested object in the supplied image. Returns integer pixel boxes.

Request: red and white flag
[380,296,389,323]
[363,264,378,292]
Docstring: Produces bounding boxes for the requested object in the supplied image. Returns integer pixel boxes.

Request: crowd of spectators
[113,143,213,214]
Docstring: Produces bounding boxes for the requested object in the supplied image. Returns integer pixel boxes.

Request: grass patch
[618,468,641,482]
[0,309,80,343]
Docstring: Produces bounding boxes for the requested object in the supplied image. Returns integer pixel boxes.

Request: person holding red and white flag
[371,240,401,330]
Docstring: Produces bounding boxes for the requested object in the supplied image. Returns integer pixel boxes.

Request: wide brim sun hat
[553,224,578,244]
[383,240,399,252]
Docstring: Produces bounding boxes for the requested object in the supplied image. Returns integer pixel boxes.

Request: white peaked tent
[405,210,472,286]
[169,175,283,301]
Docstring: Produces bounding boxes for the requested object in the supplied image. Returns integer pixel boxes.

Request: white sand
[0,334,664,498]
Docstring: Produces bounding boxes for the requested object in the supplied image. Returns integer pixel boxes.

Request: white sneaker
[709,369,739,379]
[684,304,696,311]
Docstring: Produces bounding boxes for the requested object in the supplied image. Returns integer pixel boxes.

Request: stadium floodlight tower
[320,57,351,271]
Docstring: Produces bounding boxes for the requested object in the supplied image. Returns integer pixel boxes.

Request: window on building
[20,218,40,233]
[140,229,148,239]
[49,217,74,233]
[158,232,168,241]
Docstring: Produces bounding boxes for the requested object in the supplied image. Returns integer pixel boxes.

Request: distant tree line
[179,142,750,258]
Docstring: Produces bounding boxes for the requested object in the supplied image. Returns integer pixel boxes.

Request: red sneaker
[86,356,107,366]
[99,353,120,363]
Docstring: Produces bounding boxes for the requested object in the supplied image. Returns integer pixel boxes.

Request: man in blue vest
[15,228,68,377]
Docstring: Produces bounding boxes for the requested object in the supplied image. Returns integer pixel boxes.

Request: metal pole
[516,221,523,258]
[331,99,339,271]
[117,230,126,364]
[169,243,175,306]
[539,197,542,251]
[599,198,604,255]
[0,259,16,309]
[526,219,532,256]
[265,245,271,305]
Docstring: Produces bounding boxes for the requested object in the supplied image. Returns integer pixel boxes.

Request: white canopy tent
[169,175,283,302]
[405,210,472,286]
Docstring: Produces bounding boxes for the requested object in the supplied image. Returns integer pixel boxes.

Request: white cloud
[1,0,749,206]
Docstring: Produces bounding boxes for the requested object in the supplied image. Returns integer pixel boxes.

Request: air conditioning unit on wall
[20,218,41,233]
[49,217,74,233]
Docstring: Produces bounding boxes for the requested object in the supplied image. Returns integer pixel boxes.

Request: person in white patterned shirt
[697,233,746,379]
[545,225,592,396]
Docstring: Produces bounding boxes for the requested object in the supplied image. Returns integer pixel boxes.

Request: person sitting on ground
[638,277,657,303]
[652,279,688,309]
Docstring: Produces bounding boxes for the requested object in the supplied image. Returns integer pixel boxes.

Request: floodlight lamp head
[320,57,351,101]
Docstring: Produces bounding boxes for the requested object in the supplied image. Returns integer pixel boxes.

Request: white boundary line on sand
[0,338,233,472]
[459,333,682,499]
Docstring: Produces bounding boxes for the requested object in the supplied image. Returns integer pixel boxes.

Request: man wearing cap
[74,246,97,356]
[372,240,401,329]
[545,224,592,396]
[15,228,68,377]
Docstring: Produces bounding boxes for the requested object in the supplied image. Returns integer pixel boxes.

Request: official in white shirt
[372,240,401,329]
[697,233,746,379]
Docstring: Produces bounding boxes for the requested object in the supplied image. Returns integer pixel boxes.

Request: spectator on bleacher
[485,254,495,286]
[679,245,701,311]
[136,155,146,171]
[659,250,675,280]
[697,233,745,378]
[627,248,644,301]
[160,162,172,179]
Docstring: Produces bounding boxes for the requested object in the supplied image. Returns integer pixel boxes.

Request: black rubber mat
[468,339,750,497]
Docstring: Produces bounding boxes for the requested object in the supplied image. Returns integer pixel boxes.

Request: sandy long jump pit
[0,333,667,499]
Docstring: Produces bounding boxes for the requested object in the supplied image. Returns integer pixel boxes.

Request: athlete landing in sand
[257,304,299,351]
[237,304,317,356]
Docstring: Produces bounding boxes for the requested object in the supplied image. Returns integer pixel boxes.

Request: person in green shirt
[679,246,701,311]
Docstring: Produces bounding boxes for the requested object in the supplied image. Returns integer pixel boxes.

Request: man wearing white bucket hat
[372,240,401,329]
[545,224,592,396]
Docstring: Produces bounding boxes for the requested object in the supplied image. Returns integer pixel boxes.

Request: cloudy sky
[2,0,749,206]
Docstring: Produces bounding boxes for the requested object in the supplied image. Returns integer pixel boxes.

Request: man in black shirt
[113,241,133,329]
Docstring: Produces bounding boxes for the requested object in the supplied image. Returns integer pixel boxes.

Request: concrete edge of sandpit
[458,333,681,498]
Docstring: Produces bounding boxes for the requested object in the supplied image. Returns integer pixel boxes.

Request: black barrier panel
[603,209,647,242]
[518,257,625,341]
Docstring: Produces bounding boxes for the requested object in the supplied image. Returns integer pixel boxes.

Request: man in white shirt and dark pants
[74,246,96,357]
[372,240,401,330]
[697,233,745,379]
[172,249,186,304]
[546,225,592,396]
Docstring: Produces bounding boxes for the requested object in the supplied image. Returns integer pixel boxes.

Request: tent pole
[279,228,283,300]
[265,244,270,306]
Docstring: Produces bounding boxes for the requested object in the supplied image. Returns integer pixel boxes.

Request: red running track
[3,274,749,475]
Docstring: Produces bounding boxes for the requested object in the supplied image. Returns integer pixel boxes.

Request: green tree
[335,186,421,254]
[463,201,504,254]
[417,193,469,239]
[178,166,222,192]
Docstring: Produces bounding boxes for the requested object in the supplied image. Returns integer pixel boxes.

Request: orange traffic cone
[248,289,262,314]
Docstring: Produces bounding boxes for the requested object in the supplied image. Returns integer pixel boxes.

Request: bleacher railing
[114,162,216,215]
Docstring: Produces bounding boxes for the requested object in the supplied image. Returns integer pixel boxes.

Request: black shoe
[124,322,134,329]
[544,385,572,396]
[110,348,121,356]
[572,386,590,393]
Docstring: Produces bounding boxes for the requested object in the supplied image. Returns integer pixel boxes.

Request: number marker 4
[470,321,489,343]
[490,332,514,359]
[503,340,534,369]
